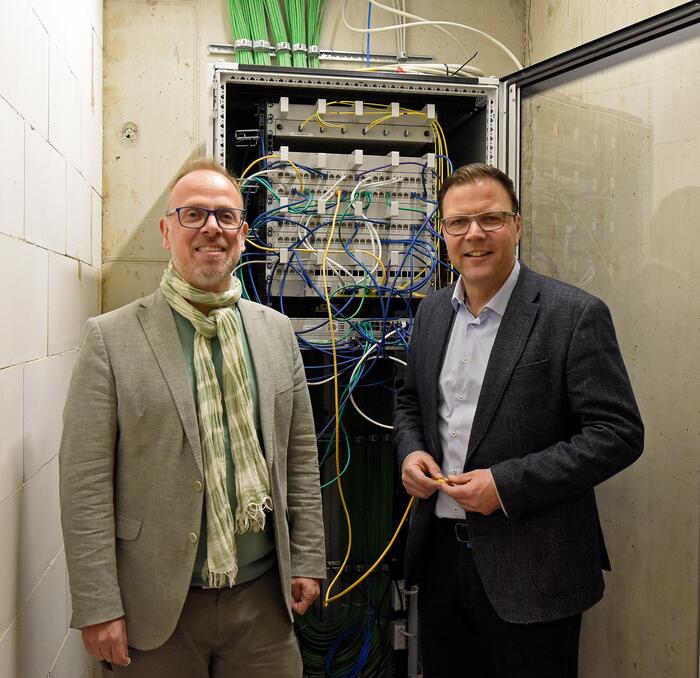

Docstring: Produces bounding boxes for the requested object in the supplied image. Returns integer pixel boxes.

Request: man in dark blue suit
[393,164,643,678]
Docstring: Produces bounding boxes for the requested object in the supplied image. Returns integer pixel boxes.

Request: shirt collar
[451,259,521,317]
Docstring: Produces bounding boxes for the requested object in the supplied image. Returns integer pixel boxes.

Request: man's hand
[82,617,130,666]
[291,577,320,615]
[439,468,502,515]
[401,451,444,499]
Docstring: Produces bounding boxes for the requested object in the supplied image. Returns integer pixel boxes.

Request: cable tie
[292,42,308,53]
[308,44,320,55]
[233,39,253,51]
[275,41,292,52]
[252,40,271,53]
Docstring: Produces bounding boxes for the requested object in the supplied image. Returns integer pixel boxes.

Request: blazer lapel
[238,300,275,466]
[466,266,540,463]
[136,290,203,474]
[424,288,457,459]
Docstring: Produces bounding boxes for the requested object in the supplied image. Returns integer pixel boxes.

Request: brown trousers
[108,568,302,678]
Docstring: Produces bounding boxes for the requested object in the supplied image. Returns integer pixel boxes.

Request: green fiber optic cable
[320,425,351,489]
[329,283,368,321]
[264,0,292,67]
[227,0,254,64]
[286,0,307,68]
[243,175,279,199]
[300,438,395,675]
[306,0,325,67]
[242,0,272,65]
[235,267,251,300]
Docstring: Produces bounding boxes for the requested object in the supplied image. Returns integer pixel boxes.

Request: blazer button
[193,480,203,492]
[188,532,198,544]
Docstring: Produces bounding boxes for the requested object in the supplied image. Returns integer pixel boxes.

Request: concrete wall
[101,0,525,312]
[525,0,685,63]
[0,0,103,676]
[522,1,698,676]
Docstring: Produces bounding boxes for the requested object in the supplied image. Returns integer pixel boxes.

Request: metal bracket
[234,129,260,147]
[209,44,433,65]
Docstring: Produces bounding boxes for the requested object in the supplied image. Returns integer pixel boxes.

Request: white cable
[362,62,484,77]
[295,212,359,287]
[343,0,523,70]
[345,0,466,54]
[308,373,345,386]
[347,330,407,429]
[349,176,381,273]
[232,259,269,275]
[350,174,405,273]
[320,173,348,200]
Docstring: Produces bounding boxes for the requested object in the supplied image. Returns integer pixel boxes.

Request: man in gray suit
[394,164,643,677]
[59,160,325,676]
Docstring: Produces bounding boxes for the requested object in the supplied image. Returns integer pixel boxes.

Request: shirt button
[462,357,469,364]
[188,532,198,544]
[451,431,457,438]
[193,480,203,492]
[457,394,464,401]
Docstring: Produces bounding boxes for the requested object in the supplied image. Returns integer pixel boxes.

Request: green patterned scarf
[160,262,272,587]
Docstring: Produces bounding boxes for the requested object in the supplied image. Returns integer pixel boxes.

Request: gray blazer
[393,265,643,624]
[59,289,326,650]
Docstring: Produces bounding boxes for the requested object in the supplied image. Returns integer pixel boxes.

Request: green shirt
[172,308,276,586]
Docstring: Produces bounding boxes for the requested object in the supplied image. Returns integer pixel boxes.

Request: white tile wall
[0,0,103,675]
[0,97,25,239]
[0,367,23,503]
[81,94,102,194]
[0,0,49,137]
[66,166,92,263]
[25,551,67,678]
[48,255,99,354]
[64,1,93,98]
[30,0,67,57]
[91,189,102,268]
[0,613,25,678]
[0,489,21,633]
[91,30,103,113]
[25,128,66,253]
[23,352,78,480]
[19,457,62,603]
[49,628,91,678]
[0,235,48,369]
[84,0,103,46]
[49,45,82,169]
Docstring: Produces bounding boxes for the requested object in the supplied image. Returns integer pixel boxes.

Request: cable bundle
[227,0,254,65]
[242,0,272,65]
[296,439,395,677]
[264,0,292,67]
[286,0,308,68]
[306,0,326,68]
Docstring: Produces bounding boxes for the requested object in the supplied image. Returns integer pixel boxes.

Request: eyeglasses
[438,210,517,235]
[165,206,247,230]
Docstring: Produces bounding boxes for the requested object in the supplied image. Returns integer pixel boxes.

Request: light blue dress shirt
[435,260,521,518]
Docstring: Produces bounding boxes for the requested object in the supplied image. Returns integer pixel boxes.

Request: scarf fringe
[203,564,239,589]
[237,497,273,533]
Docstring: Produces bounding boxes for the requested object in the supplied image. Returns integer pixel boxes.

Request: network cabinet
[208,64,502,677]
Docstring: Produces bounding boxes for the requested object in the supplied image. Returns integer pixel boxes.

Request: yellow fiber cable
[321,193,356,607]
[240,154,304,191]
[325,495,415,605]
[322,194,416,605]
[245,239,279,253]
[300,101,395,130]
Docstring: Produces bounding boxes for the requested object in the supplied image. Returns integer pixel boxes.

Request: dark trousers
[418,518,582,678]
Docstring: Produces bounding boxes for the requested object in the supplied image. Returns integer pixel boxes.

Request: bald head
[167,160,242,211]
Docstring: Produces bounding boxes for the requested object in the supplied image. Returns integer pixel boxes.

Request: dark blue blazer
[393,264,644,623]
